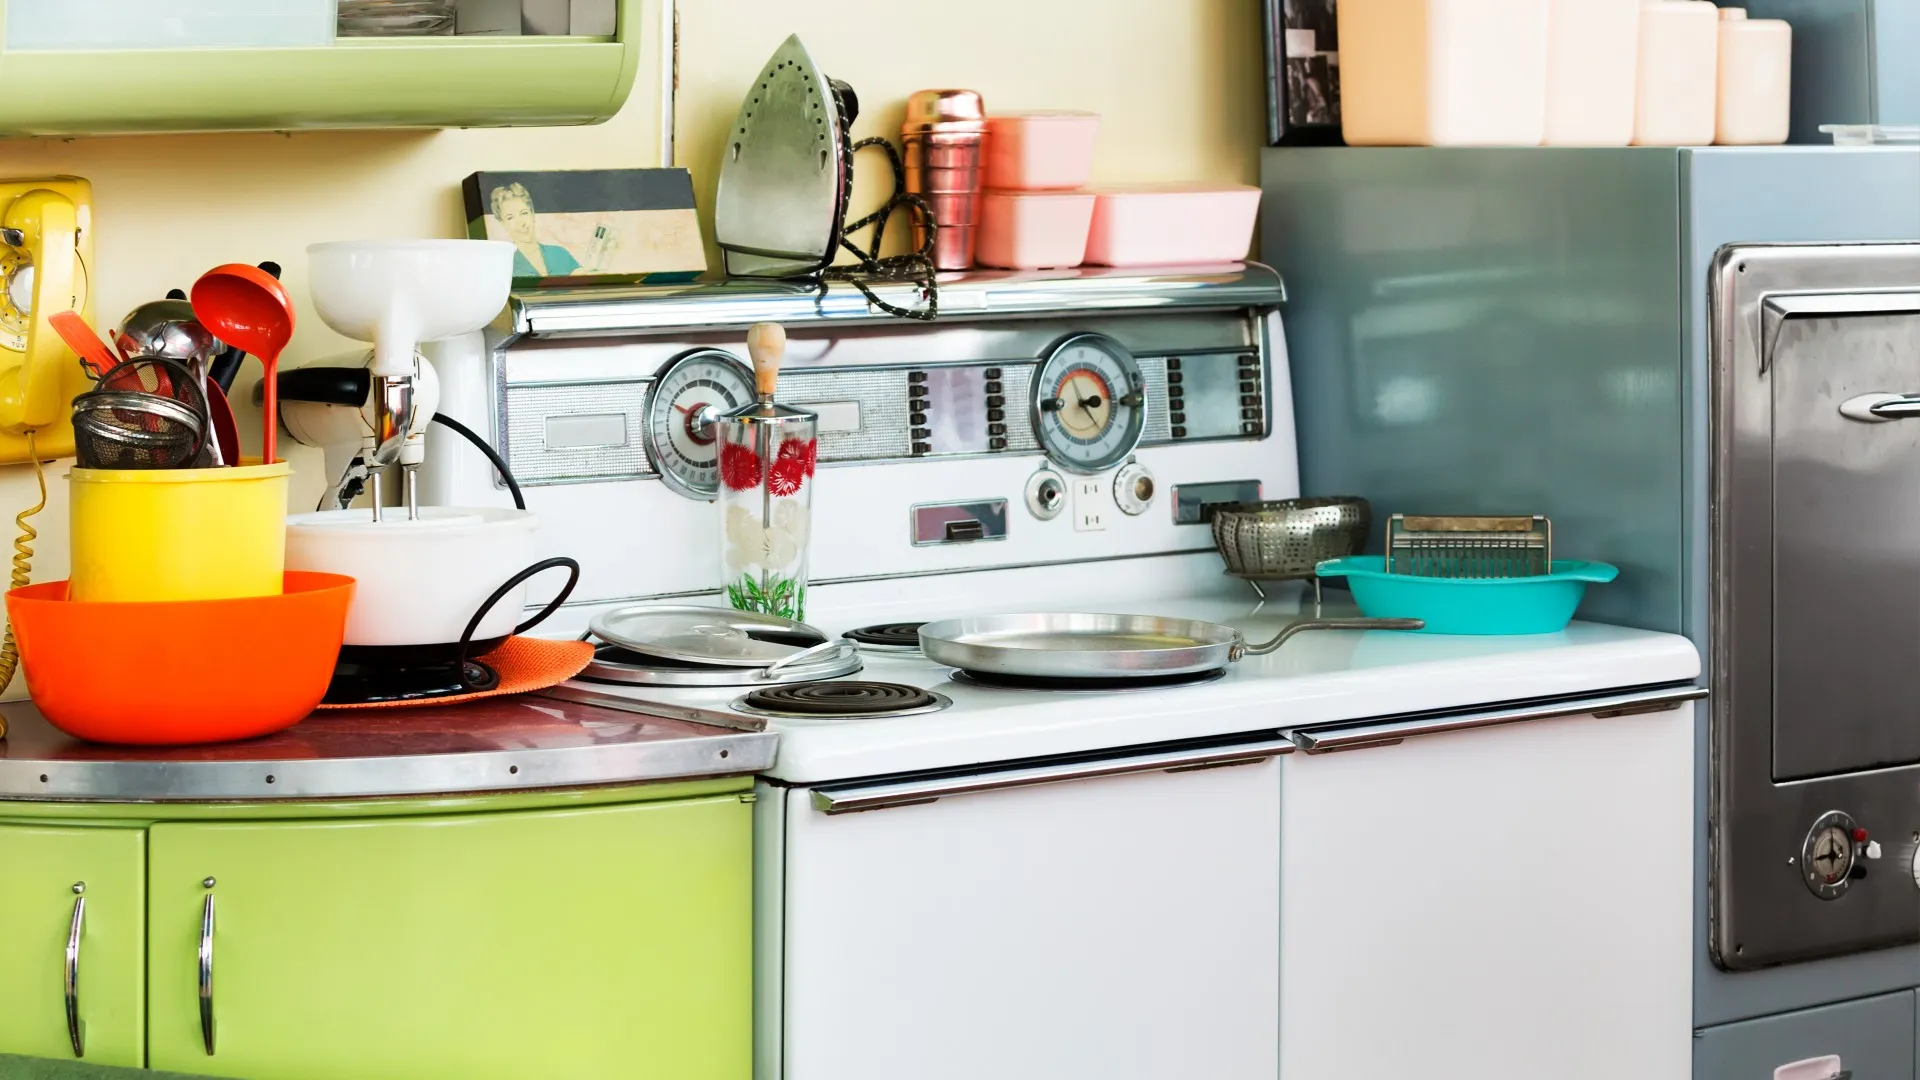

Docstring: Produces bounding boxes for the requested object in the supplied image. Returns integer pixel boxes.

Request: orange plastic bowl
[6,571,354,746]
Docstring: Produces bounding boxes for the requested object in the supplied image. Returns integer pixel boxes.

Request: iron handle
[812,739,1294,814]
[198,881,215,1056]
[1289,685,1707,752]
[1234,617,1424,659]
[64,884,84,1058]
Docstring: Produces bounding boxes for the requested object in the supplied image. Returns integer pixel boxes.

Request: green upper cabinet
[0,0,642,136]
[0,823,146,1069]
[146,795,753,1080]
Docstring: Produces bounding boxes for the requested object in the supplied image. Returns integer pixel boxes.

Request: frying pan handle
[455,557,582,676]
[1234,617,1424,659]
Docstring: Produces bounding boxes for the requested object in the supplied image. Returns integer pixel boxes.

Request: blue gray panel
[1262,145,1920,1031]
[1743,0,1920,142]
[1694,992,1916,1080]
[1260,147,1687,633]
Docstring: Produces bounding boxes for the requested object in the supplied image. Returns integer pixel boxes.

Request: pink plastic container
[983,111,1100,191]
[1083,184,1261,267]
[975,190,1096,270]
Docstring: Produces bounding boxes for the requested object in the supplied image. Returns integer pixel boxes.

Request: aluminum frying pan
[916,612,1423,680]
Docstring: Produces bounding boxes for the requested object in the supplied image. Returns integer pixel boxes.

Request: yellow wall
[0,0,1260,695]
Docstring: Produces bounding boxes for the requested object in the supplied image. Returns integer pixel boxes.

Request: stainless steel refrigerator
[1263,146,1920,1078]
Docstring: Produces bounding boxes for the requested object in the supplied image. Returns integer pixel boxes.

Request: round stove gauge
[1801,810,1859,900]
[1031,333,1146,475]
[643,349,755,500]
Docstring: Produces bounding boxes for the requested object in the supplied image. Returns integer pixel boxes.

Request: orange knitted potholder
[314,636,595,710]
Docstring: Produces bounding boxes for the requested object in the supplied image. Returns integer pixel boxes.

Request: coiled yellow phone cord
[0,431,47,738]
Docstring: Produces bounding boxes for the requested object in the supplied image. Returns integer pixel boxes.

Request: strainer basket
[1210,497,1371,599]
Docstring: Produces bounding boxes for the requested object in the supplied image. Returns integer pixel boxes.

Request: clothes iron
[714,34,860,279]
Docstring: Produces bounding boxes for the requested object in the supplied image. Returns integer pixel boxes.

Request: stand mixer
[281,239,584,706]
[301,240,511,517]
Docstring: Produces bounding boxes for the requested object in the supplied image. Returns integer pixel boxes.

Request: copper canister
[902,89,987,271]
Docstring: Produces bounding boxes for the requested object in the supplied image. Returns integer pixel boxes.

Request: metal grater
[1386,515,1552,578]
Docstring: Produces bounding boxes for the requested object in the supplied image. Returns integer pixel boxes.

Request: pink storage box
[984,111,1100,191]
[1084,183,1260,267]
[975,190,1095,270]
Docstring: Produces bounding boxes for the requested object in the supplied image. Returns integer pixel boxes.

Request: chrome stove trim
[506,264,1285,340]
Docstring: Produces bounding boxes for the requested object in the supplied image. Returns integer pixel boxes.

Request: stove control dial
[1113,460,1154,516]
[1801,810,1860,901]
[1025,467,1067,521]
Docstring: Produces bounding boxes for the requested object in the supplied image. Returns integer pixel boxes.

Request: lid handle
[748,322,786,400]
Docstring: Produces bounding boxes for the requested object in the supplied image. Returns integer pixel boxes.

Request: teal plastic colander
[1314,557,1619,635]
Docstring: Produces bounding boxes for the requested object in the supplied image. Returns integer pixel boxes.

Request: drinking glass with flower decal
[718,323,818,621]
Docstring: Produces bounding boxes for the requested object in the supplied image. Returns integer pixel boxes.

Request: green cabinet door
[0,824,145,1067]
[146,796,752,1080]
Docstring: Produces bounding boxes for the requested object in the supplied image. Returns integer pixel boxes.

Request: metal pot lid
[581,641,863,686]
[588,605,828,667]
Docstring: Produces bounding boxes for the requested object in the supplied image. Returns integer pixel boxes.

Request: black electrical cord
[430,413,525,511]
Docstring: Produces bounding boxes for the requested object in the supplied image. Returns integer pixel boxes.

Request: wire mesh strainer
[72,356,208,470]
[1210,497,1371,601]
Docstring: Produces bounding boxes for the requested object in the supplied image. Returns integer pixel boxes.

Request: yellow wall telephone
[0,177,93,460]
[0,178,93,721]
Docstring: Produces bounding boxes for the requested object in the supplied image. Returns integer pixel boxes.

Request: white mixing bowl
[285,506,545,648]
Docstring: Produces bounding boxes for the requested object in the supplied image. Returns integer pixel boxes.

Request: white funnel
[307,240,513,379]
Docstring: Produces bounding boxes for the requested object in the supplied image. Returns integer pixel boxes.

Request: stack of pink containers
[974,111,1262,270]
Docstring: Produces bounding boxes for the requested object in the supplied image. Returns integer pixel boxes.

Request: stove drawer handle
[198,880,216,1056]
[1289,685,1707,753]
[811,739,1295,814]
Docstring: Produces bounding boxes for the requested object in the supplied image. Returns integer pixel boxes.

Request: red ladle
[191,264,293,464]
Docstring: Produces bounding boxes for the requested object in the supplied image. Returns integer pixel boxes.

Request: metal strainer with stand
[1209,496,1371,607]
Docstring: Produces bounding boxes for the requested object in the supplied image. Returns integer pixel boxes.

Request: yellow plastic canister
[69,461,290,602]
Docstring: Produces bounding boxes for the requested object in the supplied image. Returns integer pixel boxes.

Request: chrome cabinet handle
[812,738,1295,814]
[64,883,84,1058]
[1289,685,1707,752]
[198,878,216,1056]
[1839,393,1920,422]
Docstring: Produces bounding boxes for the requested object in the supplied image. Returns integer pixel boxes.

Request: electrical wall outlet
[1073,477,1108,532]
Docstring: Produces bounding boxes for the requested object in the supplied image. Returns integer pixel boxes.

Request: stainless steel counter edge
[538,684,769,732]
[0,729,779,803]
[504,263,1287,339]
[1286,685,1708,753]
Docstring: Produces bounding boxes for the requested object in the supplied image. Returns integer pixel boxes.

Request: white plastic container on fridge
[1544,0,1642,146]
[4,0,335,49]
[1633,0,1721,146]
[1715,9,1792,145]
[1337,0,1553,146]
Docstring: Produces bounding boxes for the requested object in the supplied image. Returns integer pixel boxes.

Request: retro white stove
[423,266,1701,1080]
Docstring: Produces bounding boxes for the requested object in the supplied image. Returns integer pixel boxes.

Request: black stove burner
[742,680,938,716]
[842,622,926,649]
[322,656,501,705]
[949,668,1227,693]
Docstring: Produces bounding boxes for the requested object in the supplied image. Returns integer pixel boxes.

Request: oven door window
[1770,311,1920,779]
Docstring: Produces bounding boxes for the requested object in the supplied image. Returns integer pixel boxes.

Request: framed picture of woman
[462,169,707,287]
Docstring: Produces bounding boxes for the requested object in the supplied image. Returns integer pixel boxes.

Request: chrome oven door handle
[198,883,216,1056]
[64,884,84,1058]
[1839,393,1920,422]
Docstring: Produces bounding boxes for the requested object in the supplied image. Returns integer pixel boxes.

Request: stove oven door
[768,738,1285,1080]
[1712,242,1920,968]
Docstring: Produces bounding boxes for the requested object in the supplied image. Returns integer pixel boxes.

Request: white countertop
[554,553,1701,784]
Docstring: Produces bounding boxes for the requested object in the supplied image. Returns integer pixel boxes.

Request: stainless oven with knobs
[1710,242,1920,968]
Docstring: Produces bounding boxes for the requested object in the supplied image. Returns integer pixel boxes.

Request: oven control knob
[1801,811,1859,901]
[1025,468,1067,521]
[1113,460,1154,516]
